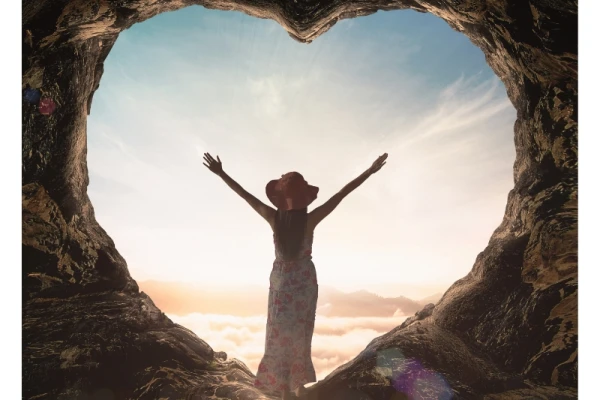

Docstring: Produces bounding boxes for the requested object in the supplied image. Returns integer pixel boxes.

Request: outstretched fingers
[371,153,388,173]
[204,153,222,166]
[203,153,217,166]
[202,153,223,176]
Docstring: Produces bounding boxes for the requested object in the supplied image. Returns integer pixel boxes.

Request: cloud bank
[168,312,409,381]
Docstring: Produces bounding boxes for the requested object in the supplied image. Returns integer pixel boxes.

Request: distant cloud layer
[138,280,442,317]
[168,312,409,380]
[141,280,435,380]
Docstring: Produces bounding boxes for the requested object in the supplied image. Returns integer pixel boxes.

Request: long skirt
[254,258,318,394]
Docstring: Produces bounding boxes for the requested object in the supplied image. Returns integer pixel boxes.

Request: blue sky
[87,6,516,297]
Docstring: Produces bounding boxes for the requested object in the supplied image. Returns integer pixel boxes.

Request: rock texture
[22,0,577,399]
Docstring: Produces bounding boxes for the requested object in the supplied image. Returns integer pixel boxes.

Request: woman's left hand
[368,153,388,174]
[203,153,223,176]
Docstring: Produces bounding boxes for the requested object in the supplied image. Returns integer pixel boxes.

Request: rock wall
[22,0,577,398]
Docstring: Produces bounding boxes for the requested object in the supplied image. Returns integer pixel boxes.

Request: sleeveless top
[273,233,313,262]
[270,233,317,291]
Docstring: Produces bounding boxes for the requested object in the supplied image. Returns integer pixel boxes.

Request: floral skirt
[254,258,318,394]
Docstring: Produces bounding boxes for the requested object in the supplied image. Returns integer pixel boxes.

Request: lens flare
[39,97,57,115]
[374,347,453,400]
[23,88,41,104]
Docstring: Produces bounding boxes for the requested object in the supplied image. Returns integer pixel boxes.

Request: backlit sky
[87,6,516,298]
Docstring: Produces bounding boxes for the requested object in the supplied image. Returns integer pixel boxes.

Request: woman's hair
[274,208,308,260]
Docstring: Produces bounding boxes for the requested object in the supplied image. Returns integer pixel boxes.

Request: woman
[203,152,388,399]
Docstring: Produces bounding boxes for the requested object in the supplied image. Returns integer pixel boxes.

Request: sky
[86,6,516,299]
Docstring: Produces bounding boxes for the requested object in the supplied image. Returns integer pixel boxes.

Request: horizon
[137,279,445,318]
[138,278,449,300]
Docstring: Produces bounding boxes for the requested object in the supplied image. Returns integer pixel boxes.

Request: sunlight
[86,5,516,380]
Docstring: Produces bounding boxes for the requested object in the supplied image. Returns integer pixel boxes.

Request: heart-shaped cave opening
[86,5,515,382]
[22,0,577,399]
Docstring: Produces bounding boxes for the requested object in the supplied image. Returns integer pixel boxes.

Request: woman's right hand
[203,153,223,176]
[368,153,388,175]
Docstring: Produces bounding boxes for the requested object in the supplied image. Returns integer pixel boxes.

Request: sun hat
[265,172,319,211]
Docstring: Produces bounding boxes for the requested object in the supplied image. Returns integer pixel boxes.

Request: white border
[579,0,596,397]
[3,1,21,398]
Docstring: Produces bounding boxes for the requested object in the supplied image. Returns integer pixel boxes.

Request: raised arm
[203,153,276,226]
[308,153,388,230]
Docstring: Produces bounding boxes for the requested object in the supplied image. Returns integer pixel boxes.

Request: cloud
[388,75,512,156]
[137,281,429,318]
[168,312,408,381]
[248,76,285,117]
[87,123,175,198]
[247,74,312,118]
[337,19,355,30]
[87,173,137,196]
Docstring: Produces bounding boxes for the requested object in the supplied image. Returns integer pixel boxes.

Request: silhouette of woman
[203,152,388,399]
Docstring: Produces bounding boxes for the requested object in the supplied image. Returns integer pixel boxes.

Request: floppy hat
[266,172,319,211]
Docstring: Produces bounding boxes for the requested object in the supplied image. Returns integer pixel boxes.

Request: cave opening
[86,5,515,382]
